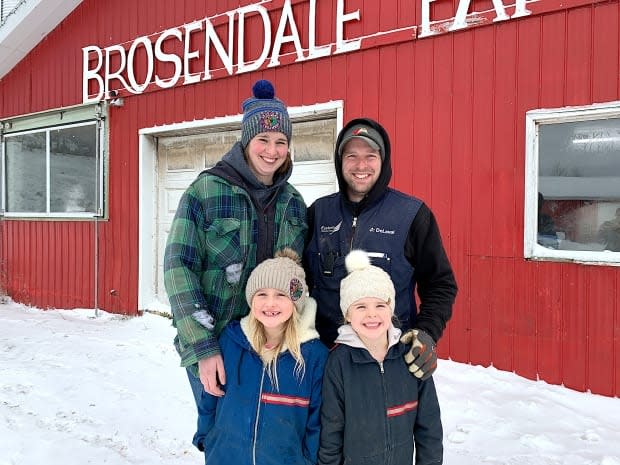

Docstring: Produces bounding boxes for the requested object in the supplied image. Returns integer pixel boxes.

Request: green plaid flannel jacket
[164,172,307,368]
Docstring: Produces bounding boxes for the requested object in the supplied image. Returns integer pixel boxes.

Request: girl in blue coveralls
[202,249,328,465]
[319,250,444,465]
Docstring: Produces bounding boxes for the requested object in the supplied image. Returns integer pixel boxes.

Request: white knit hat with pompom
[339,250,396,316]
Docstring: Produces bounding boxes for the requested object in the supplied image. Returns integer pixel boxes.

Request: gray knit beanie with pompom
[241,80,292,148]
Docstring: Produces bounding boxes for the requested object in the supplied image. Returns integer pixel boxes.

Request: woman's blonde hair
[247,268,305,389]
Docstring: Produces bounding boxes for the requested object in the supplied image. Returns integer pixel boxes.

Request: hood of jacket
[206,141,293,207]
[334,323,402,351]
[334,117,392,213]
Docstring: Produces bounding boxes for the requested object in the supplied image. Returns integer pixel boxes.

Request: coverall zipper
[252,368,267,465]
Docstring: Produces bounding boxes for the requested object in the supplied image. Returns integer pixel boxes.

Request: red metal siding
[537,263,564,385]
[562,265,587,391]
[587,269,617,394]
[513,261,538,381]
[448,30,474,363]
[0,0,619,396]
[468,256,492,366]
[392,42,415,195]
[1,221,94,308]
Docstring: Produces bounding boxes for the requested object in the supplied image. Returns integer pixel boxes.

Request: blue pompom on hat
[241,80,292,148]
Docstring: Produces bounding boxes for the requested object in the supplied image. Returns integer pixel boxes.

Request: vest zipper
[350,216,358,250]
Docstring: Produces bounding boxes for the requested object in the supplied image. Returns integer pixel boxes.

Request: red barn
[1,0,619,396]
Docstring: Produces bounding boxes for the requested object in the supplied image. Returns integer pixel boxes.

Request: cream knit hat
[245,248,307,314]
[340,250,395,316]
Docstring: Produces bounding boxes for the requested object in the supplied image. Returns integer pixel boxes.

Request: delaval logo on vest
[369,227,396,235]
[81,0,534,103]
[321,222,342,235]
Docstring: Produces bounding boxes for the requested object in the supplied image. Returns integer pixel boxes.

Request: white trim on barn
[0,0,84,79]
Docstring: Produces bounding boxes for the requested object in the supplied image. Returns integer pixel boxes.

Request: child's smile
[346,297,392,345]
[252,288,294,332]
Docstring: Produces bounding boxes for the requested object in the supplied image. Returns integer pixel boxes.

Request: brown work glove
[400,329,437,381]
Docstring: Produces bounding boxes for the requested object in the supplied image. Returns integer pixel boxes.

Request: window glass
[159,129,241,171]
[203,131,240,168]
[538,118,620,252]
[288,117,338,205]
[291,119,336,162]
[50,124,98,213]
[5,132,47,213]
[2,121,101,217]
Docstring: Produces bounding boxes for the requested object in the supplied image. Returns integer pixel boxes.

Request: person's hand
[400,329,437,381]
[198,354,226,396]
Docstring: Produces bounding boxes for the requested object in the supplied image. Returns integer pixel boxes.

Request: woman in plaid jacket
[164,79,308,454]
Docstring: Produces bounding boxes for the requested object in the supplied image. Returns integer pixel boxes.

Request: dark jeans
[186,367,209,462]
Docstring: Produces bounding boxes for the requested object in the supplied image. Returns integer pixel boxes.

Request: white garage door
[155,117,338,304]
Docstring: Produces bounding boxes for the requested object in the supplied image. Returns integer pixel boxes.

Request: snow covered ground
[1,299,619,465]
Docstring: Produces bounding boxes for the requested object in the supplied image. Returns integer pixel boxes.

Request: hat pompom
[275,247,302,265]
[241,79,291,148]
[340,250,396,316]
[345,249,371,273]
[253,79,275,99]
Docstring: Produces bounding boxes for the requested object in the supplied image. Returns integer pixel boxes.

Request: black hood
[205,141,292,209]
[334,117,392,213]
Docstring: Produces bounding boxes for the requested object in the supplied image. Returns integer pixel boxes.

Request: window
[1,104,105,218]
[525,102,620,263]
[288,111,339,205]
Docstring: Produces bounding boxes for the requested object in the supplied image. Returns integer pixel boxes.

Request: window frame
[525,101,620,265]
[0,103,107,219]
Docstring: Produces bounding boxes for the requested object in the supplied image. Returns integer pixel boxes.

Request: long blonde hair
[247,302,305,391]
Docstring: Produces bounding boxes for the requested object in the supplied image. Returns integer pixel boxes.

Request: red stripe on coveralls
[387,401,418,417]
[261,393,310,407]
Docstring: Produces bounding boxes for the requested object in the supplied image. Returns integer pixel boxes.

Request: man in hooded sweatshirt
[304,117,457,381]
